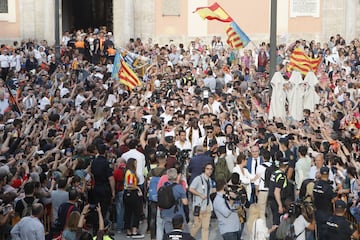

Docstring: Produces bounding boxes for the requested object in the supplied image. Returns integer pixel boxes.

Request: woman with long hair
[247,204,277,240]
[123,158,144,238]
[233,153,259,202]
[62,211,81,240]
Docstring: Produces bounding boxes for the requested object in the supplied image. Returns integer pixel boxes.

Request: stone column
[134,0,155,41]
[19,0,36,40]
[113,0,134,47]
[345,0,357,42]
[42,0,55,44]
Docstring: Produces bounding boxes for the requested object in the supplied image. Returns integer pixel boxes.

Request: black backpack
[263,162,278,188]
[158,182,177,209]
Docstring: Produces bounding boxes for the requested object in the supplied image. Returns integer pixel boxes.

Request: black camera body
[224,184,247,205]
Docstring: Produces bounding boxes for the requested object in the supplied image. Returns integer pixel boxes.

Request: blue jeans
[350,206,360,223]
[222,231,241,240]
[115,191,124,231]
[156,209,164,240]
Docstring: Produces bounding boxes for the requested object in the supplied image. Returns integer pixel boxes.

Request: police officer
[279,137,296,201]
[312,166,337,240]
[267,157,288,240]
[326,200,359,240]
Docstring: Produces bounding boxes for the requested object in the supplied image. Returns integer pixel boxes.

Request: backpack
[148,168,167,202]
[21,198,39,217]
[215,156,231,182]
[263,162,278,188]
[157,182,177,209]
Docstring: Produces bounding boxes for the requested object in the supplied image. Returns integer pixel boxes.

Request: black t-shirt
[163,230,195,240]
[15,196,39,217]
[326,215,355,240]
[313,180,337,214]
[268,170,287,201]
[91,155,113,189]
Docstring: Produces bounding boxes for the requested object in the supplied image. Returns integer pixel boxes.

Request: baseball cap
[320,166,329,175]
[335,200,346,209]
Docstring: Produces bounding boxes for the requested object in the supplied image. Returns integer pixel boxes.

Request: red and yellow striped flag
[287,48,321,75]
[119,57,141,90]
[194,2,233,22]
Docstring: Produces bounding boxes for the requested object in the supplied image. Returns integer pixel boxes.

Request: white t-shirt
[293,215,310,240]
[105,94,117,107]
[121,149,146,185]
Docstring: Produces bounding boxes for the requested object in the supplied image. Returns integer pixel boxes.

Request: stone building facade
[0,0,358,47]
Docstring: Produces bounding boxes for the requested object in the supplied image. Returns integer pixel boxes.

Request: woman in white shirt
[232,153,259,202]
[247,204,277,240]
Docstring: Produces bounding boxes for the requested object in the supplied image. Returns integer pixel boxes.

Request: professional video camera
[287,199,314,221]
[224,184,247,204]
[177,149,191,174]
[226,133,239,151]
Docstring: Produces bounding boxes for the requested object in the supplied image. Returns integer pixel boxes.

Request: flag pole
[269,0,277,93]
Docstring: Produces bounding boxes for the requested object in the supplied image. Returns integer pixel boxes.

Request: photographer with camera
[213,178,242,240]
[189,162,214,240]
[292,200,316,240]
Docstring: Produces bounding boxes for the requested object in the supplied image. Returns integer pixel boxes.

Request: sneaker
[126,233,132,238]
[132,232,144,239]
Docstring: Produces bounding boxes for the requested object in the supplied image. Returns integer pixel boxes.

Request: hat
[320,166,329,175]
[335,200,346,209]
[278,157,289,165]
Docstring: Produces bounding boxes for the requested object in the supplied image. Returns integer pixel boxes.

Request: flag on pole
[287,48,321,75]
[112,51,141,90]
[194,2,233,22]
[111,51,121,80]
[225,21,250,49]
[6,85,21,116]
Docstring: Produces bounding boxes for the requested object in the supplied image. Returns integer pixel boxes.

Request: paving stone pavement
[113,218,222,240]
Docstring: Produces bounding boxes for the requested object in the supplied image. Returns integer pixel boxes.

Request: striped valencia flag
[288,48,321,75]
[225,21,250,49]
[194,2,233,22]
[119,56,141,90]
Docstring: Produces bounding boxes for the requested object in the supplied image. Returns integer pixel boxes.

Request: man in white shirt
[121,139,146,187]
[203,95,221,115]
[255,150,272,220]
[175,130,192,153]
[160,106,174,125]
[308,153,334,182]
[0,48,10,80]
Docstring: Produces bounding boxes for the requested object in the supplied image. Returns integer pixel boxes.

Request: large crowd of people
[0,26,359,240]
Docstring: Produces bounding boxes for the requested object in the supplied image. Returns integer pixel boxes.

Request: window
[162,0,180,16]
[0,0,8,13]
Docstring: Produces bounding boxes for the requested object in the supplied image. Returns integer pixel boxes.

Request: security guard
[267,157,288,240]
[312,166,337,240]
[326,200,359,240]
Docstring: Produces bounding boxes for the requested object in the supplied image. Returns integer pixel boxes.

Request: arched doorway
[62,0,113,33]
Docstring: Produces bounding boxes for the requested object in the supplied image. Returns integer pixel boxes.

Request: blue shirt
[213,192,240,235]
[188,153,214,184]
[160,182,187,219]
